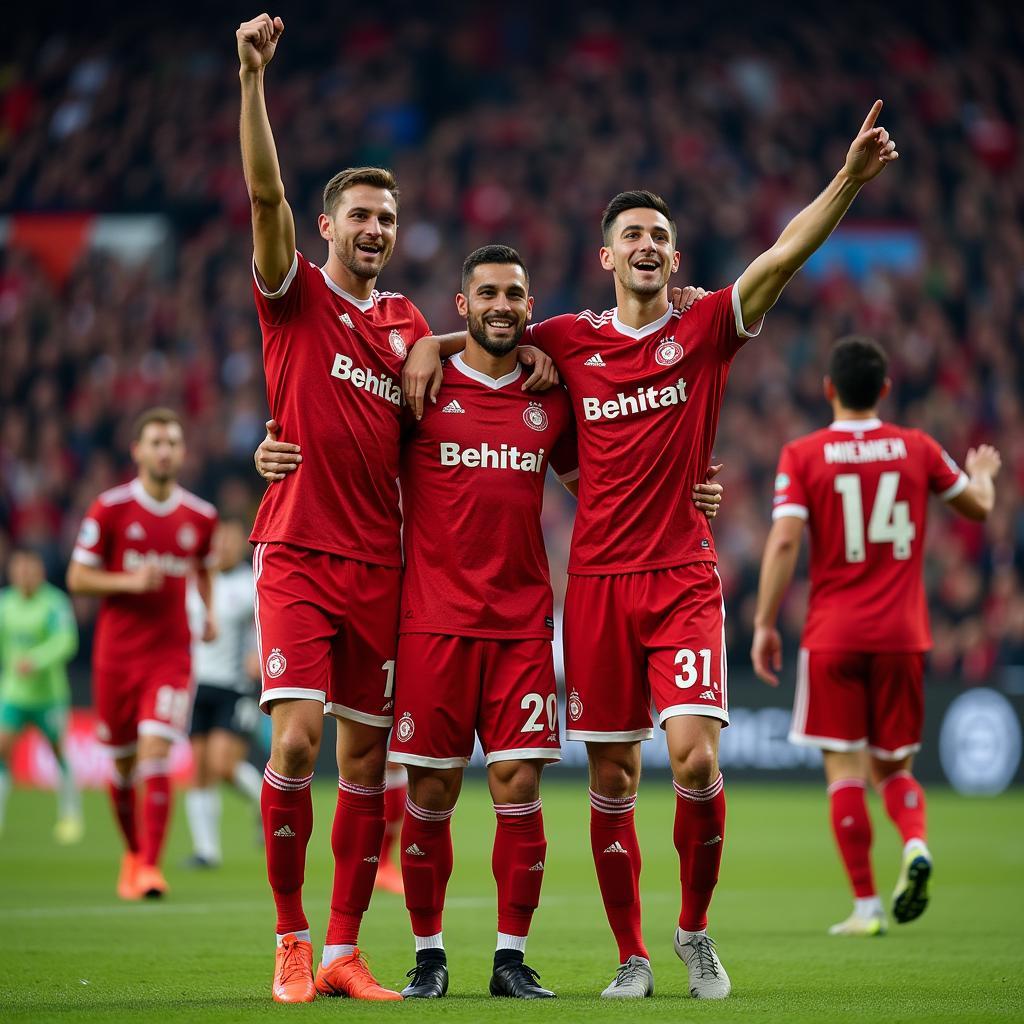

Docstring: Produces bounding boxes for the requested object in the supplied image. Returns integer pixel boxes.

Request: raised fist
[237,14,284,73]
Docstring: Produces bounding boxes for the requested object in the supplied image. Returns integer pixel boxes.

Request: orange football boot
[273,934,316,1003]
[374,859,405,895]
[117,851,141,900]
[314,949,403,1000]
[135,863,169,899]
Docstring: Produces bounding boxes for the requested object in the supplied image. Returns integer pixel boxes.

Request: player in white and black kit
[185,520,263,867]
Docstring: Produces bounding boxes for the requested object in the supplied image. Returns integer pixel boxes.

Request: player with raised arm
[255,245,722,999]
[67,408,218,899]
[751,336,1000,936]
[401,101,899,999]
[235,14,557,1004]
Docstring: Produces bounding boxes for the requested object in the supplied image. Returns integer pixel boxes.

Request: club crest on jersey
[396,712,415,741]
[389,329,408,359]
[77,518,100,548]
[265,648,287,679]
[523,402,548,432]
[177,523,198,551]
[655,339,683,366]
[775,473,790,491]
[568,688,584,722]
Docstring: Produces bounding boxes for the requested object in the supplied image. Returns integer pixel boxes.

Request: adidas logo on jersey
[338,313,355,328]
[699,689,718,701]
[273,825,296,838]
[363,855,380,863]
[584,353,606,366]
[442,400,466,414]
[603,841,629,855]
[405,843,426,856]
[528,861,545,872]
[703,835,723,847]
[126,521,146,540]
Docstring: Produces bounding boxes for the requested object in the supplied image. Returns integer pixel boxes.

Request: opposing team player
[751,336,1000,935]
[185,519,262,868]
[68,408,218,899]
[236,14,555,1004]
[404,101,900,998]
[256,245,722,998]
[0,546,81,843]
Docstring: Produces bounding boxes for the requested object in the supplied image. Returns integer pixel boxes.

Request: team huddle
[21,8,998,1007]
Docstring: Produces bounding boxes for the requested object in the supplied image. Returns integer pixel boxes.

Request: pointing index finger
[859,99,883,134]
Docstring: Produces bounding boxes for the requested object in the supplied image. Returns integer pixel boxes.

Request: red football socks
[589,790,648,962]
[107,771,139,854]
[828,778,876,898]
[493,800,547,938]
[401,797,455,937]
[672,774,727,932]
[878,770,928,844]
[137,758,171,868]
[261,764,314,935]
[381,769,407,866]
[325,778,387,945]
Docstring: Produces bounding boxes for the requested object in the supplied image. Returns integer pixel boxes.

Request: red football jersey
[772,419,967,652]
[399,353,577,639]
[249,252,430,567]
[71,479,218,670]
[528,284,761,574]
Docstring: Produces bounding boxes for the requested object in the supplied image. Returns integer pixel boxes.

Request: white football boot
[673,929,731,999]
[600,955,654,998]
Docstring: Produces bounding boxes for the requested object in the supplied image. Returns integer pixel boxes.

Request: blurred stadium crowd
[1,1,1022,679]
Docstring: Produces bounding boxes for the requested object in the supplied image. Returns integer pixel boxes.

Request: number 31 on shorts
[674,647,718,689]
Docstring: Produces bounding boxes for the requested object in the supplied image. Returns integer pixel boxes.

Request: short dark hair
[828,336,889,410]
[461,245,529,292]
[323,167,399,216]
[601,190,677,244]
[132,407,182,442]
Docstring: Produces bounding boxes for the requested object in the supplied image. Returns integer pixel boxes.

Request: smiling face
[600,207,680,297]
[319,184,398,281]
[456,262,534,357]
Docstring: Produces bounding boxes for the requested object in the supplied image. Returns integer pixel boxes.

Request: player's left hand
[518,346,559,391]
[751,624,783,687]
[15,657,34,676]
[693,463,724,519]
[403,337,444,419]
[671,285,709,312]
[844,100,898,183]
[202,616,219,644]
[255,419,301,482]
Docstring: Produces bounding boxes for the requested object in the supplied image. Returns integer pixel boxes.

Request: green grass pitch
[1,778,1021,1023]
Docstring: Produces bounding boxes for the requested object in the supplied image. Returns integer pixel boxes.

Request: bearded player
[751,336,1000,936]
[236,15,556,1003]
[405,102,899,998]
[68,408,218,899]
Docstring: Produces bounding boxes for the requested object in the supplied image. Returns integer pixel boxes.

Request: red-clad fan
[68,407,218,901]
[404,101,901,999]
[751,335,1000,937]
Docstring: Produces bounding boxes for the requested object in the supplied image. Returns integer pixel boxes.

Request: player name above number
[330,353,402,406]
[824,437,908,464]
[439,441,545,473]
[582,378,688,421]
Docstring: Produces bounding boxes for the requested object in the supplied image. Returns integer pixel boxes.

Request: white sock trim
[854,896,883,918]
[322,943,357,966]
[414,933,444,952]
[276,930,310,946]
[496,932,528,953]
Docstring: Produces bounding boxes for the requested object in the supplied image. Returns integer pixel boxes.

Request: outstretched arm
[750,516,805,686]
[948,444,1001,522]
[737,100,899,328]
[238,14,295,292]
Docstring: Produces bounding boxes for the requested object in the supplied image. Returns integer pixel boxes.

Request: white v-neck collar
[318,266,375,312]
[450,352,523,390]
[611,304,674,339]
[131,478,182,516]
[830,418,883,433]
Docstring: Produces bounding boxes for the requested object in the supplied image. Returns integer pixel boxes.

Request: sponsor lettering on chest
[330,353,402,406]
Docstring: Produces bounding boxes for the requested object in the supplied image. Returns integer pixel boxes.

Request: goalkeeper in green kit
[0,547,82,843]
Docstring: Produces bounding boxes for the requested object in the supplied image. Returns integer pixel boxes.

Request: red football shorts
[562,562,728,742]
[254,542,400,727]
[388,634,562,768]
[789,648,925,759]
[93,658,192,755]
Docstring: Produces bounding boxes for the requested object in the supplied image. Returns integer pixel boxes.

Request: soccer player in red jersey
[405,101,900,998]
[236,14,556,1004]
[67,408,218,900]
[751,336,1000,936]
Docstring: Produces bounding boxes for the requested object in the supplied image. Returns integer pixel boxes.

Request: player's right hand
[751,625,783,687]
[965,444,1001,479]
[670,285,709,312]
[130,564,164,594]
[403,338,444,420]
[237,14,284,73]
[255,419,302,482]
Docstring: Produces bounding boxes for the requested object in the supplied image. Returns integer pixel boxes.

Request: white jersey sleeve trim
[253,251,299,300]
[732,280,765,338]
[772,503,809,521]
[71,547,103,567]
[939,472,969,502]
